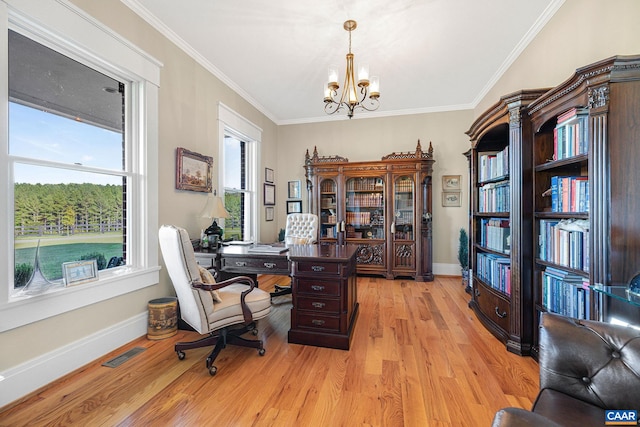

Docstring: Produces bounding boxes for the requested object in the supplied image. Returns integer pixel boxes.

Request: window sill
[0,266,160,332]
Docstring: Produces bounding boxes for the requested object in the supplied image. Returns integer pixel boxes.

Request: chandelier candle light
[324,20,380,119]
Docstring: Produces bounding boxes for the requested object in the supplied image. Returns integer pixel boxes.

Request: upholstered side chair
[158,225,271,376]
[271,213,318,298]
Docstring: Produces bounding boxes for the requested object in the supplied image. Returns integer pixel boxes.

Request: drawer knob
[311,285,325,291]
[263,262,276,269]
[311,319,325,326]
[311,265,325,272]
[495,307,507,318]
[312,302,326,309]
[235,261,247,267]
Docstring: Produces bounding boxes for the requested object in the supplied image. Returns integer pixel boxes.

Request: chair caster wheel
[258,348,266,356]
[209,365,218,376]
[177,350,185,360]
[252,328,259,336]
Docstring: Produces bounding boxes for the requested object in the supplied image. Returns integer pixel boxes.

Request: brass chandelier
[324,20,380,119]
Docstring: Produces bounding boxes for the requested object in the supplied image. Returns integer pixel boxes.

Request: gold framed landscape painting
[175,147,213,192]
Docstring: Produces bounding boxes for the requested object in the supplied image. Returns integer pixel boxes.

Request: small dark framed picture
[287,200,302,214]
[265,206,274,221]
[265,168,274,183]
[264,183,275,205]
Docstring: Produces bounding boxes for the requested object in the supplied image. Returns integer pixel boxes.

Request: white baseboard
[433,263,462,276]
[0,312,148,409]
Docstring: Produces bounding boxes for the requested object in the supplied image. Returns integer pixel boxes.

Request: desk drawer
[194,254,215,269]
[296,261,340,275]
[221,257,289,272]
[296,279,340,296]
[297,296,340,314]
[296,313,340,332]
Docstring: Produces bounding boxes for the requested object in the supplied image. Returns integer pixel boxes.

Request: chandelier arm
[356,97,380,112]
[324,101,342,115]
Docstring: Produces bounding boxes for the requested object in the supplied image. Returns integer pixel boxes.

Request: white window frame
[218,103,261,243]
[0,0,162,332]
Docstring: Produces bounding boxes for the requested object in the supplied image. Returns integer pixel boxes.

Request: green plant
[14,263,34,288]
[458,228,469,270]
[80,252,107,270]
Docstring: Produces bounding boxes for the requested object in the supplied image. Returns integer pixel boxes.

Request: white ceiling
[122,0,563,125]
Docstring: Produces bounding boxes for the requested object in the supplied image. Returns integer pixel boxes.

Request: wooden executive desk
[194,244,359,350]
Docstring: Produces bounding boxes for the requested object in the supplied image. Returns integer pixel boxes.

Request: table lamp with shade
[200,192,230,248]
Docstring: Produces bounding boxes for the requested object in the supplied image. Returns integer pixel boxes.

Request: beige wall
[476,0,640,115]
[0,0,278,371]
[276,111,473,267]
[3,0,640,400]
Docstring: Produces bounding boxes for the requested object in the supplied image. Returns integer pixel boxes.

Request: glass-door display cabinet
[319,177,339,240]
[305,141,435,281]
[391,174,416,276]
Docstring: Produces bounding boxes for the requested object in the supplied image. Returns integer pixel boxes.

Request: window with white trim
[222,132,256,242]
[9,29,128,293]
[0,0,160,331]
[218,103,261,243]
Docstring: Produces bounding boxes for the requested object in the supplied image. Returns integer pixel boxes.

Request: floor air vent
[102,346,146,368]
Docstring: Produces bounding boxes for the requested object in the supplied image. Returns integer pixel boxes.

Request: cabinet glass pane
[393,175,414,241]
[319,178,338,239]
[345,177,384,240]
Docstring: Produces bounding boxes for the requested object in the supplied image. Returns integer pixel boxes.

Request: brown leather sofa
[492,312,640,427]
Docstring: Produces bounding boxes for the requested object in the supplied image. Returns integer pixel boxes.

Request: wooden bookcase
[528,55,640,359]
[304,141,435,281]
[466,89,549,355]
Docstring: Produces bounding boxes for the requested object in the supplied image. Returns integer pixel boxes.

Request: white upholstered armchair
[271,213,318,298]
[158,225,271,376]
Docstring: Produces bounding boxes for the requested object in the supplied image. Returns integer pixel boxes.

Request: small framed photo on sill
[287,200,302,214]
[63,259,99,287]
[442,191,461,207]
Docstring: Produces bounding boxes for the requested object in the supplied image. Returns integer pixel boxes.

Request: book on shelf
[538,218,589,271]
[478,146,509,182]
[553,108,588,161]
[550,175,589,213]
[476,252,511,295]
[480,218,511,254]
[541,267,590,319]
[478,180,510,213]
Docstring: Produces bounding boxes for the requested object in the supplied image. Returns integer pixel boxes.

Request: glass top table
[590,284,640,308]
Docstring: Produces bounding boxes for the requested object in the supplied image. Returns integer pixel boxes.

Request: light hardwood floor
[0,275,539,426]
